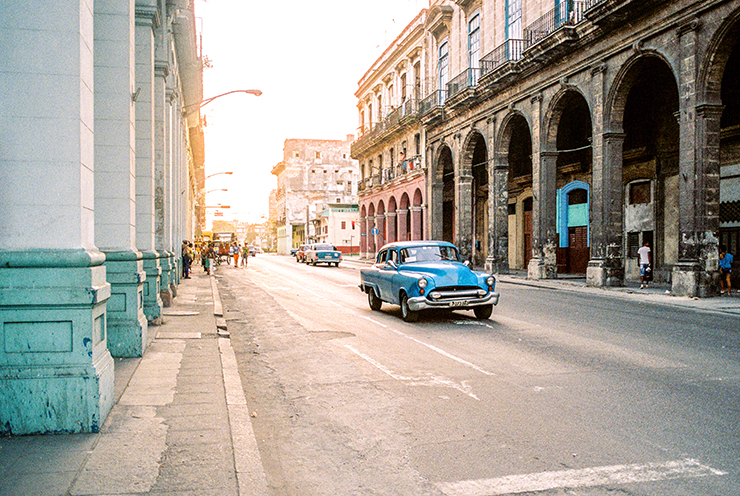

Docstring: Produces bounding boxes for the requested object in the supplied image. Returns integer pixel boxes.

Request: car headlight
[418,277,428,289]
[486,276,495,287]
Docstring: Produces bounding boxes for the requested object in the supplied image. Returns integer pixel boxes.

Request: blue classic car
[359,241,500,322]
[305,243,342,266]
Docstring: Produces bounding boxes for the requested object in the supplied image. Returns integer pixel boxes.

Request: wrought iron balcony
[481,39,528,77]
[420,90,447,116]
[447,68,481,100]
[524,1,587,46]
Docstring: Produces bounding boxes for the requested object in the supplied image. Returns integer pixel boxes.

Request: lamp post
[183,89,262,117]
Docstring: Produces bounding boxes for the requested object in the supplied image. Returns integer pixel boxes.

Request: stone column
[386,212,398,243]
[456,174,474,261]
[135,3,163,323]
[429,143,445,240]
[94,0,149,357]
[359,215,368,257]
[155,51,174,306]
[375,215,386,248]
[673,19,717,297]
[367,216,376,255]
[397,209,409,241]
[528,95,558,279]
[486,116,509,274]
[587,63,625,287]
[0,0,114,434]
[410,207,424,241]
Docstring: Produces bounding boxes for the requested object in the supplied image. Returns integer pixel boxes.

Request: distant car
[305,243,342,267]
[248,245,258,257]
[358,241,500,322]
[290,247,299,256]
[296,244,311,263]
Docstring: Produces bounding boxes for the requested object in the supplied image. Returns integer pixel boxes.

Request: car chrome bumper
[408,291,500,311]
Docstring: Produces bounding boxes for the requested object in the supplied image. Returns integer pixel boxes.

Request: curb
[210,273,269,496]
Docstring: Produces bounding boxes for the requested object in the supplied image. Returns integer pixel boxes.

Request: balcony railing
[420,89,447,116]
[481,39,528,77]
[401,99,419,120]
[447,68,481,100]
[523,1,587,45]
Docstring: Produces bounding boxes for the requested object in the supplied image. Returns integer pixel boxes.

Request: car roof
[378,240,457,250]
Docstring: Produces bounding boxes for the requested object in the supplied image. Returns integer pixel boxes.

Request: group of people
[181,240,252,278]
[637,241,734,295]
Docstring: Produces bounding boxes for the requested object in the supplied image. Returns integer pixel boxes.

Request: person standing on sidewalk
[182,240,192,279]
[719,244,733,295]
[637,241,651,289]
[242,244,249,267]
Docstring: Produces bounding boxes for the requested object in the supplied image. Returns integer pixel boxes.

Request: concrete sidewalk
[0,269,268,496]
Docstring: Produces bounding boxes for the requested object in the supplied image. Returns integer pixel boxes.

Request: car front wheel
[400,293,419,322]
[473,304,493,320]
[368,289,382,311]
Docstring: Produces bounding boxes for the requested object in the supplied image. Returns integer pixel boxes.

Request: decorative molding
[677,17,702,38]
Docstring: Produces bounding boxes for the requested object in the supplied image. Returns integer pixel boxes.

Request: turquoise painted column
[95,0,149,357]
[135,2,164,324]
[0,1,115,434]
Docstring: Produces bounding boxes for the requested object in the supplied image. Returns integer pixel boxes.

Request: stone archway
[700,11,740,290]
[437,145,455,243]
[612,55,680,284]
[461,131,489,266]
[547,89,593,274]
[498,112,533,271]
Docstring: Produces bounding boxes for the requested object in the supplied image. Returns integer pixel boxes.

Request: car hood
[399,262,480,287]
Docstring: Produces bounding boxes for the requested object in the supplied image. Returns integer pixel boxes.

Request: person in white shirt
[637,241,652,289]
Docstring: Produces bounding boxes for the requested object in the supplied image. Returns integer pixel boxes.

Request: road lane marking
[385,327,495,376]
[435,458,727,496]
[362,316,388,328]
[344,344,480,400]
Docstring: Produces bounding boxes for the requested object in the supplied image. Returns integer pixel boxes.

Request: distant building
[352,9,428,259]
[272,138,360,254]
[317,204,361,254]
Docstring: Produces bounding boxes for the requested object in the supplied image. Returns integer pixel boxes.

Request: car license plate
[449,301,468,307]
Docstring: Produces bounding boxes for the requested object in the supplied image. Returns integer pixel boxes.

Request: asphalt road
[215,254,740,496]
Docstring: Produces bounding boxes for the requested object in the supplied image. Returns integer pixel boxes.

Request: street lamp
[183,89,262,117]
[206,171,233,180]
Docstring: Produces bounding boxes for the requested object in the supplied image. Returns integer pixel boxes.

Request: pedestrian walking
[232,243,240,267]
[203,244,212,275]
[637,241,651,289]
[182,240,192,279]
[242,244,249,267]
[719,244,734,295]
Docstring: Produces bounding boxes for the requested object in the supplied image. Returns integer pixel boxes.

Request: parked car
[290,247,299,256]
[296,244,311,263]
[359,241,500,322]
[305,243,342,267]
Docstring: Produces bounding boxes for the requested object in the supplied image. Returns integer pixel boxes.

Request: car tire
[368,289,382,311]
[400,293,419,322]
[474,304,493,320]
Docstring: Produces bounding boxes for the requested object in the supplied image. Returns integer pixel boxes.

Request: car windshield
[399,245,459,263]
[313,244,335,251]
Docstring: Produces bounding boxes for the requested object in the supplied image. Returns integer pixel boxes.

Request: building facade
[357,0,740,297]
[0,0,204,434]
[316,204,361,253]
[352,10,429,259]
[272,138,360,254]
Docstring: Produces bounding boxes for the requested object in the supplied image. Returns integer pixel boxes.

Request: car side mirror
[387,260,398,270]
[463,260,471,267]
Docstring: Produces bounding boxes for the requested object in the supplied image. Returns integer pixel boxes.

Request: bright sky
[196,0,427,226]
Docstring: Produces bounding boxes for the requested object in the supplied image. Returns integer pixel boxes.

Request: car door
[377,248,399,302]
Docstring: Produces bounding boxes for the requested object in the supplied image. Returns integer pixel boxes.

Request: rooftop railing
[480,38,528,77]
